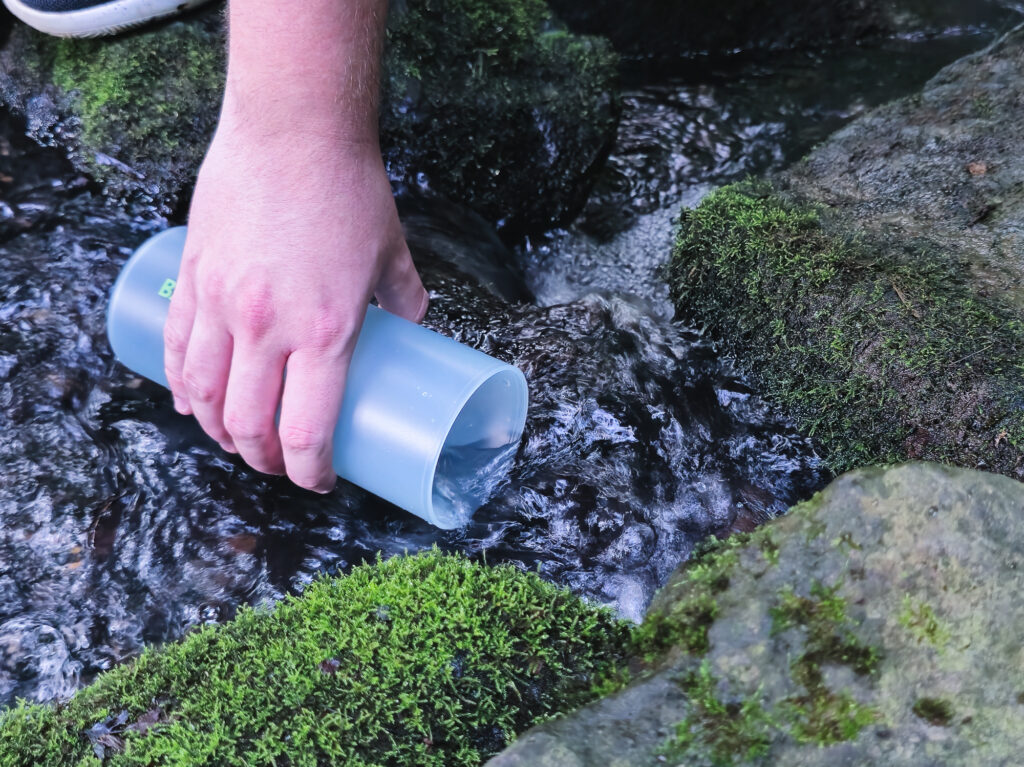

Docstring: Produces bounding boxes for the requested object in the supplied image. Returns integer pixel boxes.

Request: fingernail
[221,441,238,454]
[173,397,192,415]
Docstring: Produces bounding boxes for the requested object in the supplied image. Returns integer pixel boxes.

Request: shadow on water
[2,11,1017,705]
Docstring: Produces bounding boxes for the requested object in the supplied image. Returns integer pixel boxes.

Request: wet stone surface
[0,109,823,706]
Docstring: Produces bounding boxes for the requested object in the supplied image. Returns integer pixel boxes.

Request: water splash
[433,441,520,529]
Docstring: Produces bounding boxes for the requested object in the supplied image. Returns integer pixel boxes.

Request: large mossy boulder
[488,462,1024,766]
[667,24,1024,477]
[0,551,629,766]
[0,0,618,237]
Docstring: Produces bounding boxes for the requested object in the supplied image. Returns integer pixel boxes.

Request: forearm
[222,0,387,144]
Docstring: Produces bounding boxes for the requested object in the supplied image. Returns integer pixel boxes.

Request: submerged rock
[0,0,618,237]
[489,462,1024,766]
[668,24,1024,476]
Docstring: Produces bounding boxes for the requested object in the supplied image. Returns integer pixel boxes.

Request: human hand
[163,113,428,493]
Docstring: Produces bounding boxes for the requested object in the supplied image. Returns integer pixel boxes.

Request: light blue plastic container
[107,227,529,529]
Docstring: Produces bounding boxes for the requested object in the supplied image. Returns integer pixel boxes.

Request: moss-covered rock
[667,24,1024,477]
[668,182,1024,475]
[0,0,618,236]
[487,462,1024,766]
[381,0,618,237]
[0,550,630,766]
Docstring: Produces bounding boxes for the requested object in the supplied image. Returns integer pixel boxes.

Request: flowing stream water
[1,11,1020,707]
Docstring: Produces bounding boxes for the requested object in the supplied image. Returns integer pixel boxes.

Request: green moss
[384,0,550,78]
[0,550,630,767]
[662,661,773,766]
[668,181,1024,474]
[632,535,749,659]
[48,19,225,188]
[769,581,880,745]
[782,690,876,745]
[759,532,781,565]
[381,0,619,235]
[898,596,950,649]
[657,575,879,761]
[912,697,954,727]
[7,0,616,231]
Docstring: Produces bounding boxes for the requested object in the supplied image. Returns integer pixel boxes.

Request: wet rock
[668,24,1024,476]
[488,462,1024,766]
[547,0,1022,60]
[0,0,618,238]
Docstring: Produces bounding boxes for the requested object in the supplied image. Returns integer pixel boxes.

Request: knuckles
[223,411,270,444]
[195,269,228,305]
[181,369,221,404]
[304,310,352,353]
[163,323,190,355]
[279,421,330,455]
[234,284,277,341]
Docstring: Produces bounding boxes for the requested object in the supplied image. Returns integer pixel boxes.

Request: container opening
[430,369,526,528]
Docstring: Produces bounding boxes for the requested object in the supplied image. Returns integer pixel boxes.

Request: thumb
[375,244,429,323]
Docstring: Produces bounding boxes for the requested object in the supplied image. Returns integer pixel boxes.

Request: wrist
[219,78,380,149]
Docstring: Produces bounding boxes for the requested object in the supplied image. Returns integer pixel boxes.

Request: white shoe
[2,0,214,38]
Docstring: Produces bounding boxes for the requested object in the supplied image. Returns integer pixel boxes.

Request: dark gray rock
[547,0,1023,60]
[784,22,1024,313]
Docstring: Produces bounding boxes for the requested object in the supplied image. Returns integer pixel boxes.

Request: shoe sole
[2,0,212,37]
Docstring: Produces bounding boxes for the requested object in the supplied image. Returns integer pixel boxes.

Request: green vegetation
[663,661,773,766]
[632,534,748,659]
[6,0,617,229]
[657,572,880,762]
[758,532,781,565]
[0,551,629,767]
[898,596,950,649]
[769,581,880,745]
[912,697,954,727]
[384,0,551,79]
[45,18,224,192]
[668,181,1024,474]
[652,541,880,761]
[381,0,619,234]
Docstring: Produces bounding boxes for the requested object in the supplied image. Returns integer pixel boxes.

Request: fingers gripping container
[106,227,529,529]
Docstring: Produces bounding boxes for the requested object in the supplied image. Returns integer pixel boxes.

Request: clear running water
[433,441,520,529]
